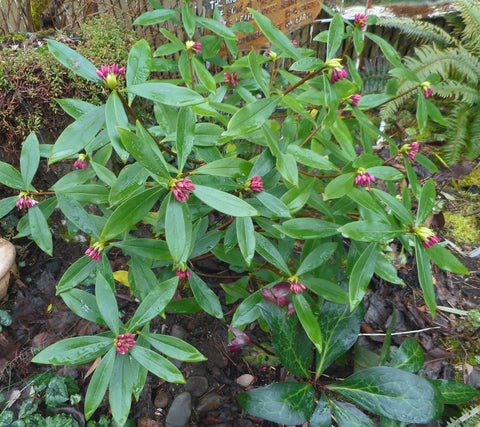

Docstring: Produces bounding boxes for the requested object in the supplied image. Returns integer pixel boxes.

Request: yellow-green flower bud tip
[325,58,343,69]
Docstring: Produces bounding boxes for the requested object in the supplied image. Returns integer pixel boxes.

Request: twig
[359,326,442,336]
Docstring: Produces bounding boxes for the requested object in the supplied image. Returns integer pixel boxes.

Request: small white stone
[236,373,254,388]
[0,238,17,300]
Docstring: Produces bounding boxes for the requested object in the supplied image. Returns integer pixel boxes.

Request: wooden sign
[209,0,323,50]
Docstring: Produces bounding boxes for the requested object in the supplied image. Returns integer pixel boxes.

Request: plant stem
[283,67,325,97]
[299,122,322,147]
[188,50,195,91]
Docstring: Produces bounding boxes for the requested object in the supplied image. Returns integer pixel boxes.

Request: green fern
[457,0,480,51]
[447,403,480,427]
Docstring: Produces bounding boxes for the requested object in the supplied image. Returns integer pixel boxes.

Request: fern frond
[447,403,480,427]
[376,17,458,47]
[456,0,480,51]
[434,81,480,104]
[466,105,480,160]
[443,104,472,164]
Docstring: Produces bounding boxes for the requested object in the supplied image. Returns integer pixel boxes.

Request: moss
[459,167,480,187]
[30,0,49,29]
[443,211,480,244]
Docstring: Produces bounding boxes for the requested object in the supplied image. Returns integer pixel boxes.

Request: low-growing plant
[0,1,475,425]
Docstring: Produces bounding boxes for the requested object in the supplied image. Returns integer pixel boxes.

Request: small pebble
[166,392,192,427]
[171,325,187,339]
[154,390,169,408]
[196,392,223,412]
[185,376,208,397]
[236,374,254,388]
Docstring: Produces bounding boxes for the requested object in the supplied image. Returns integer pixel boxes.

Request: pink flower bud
[85,242,104,262]
[424,88,434,98]
[175,268,191,280]
[171,178,196,202]
[354,169,376,188]
[354,13,368,28]
[96,64,125,89]
[247,176,264,192]
[115,333,137,354]
[330,67,347,84]
[350,94,361,107]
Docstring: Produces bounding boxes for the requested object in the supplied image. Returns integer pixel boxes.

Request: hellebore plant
[0,2,475,426]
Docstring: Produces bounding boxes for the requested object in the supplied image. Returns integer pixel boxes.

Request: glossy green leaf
[417,93,428,133]
[0,196,17,218]
[189,271,223,319]
[131,346,185,383]
[275,218,339,239]
[255,232,290,274]
[425,99,447,126]
[415,238,436,318]
[96,272,120,335]
[105,91,129,162]
[231,291,262,328]
[364,32,402,67]
[293,292,322,353]
[57,194,101,238]
[133,8,180,25]
[192,56,216,93]
[339,221,404,242]
[286,145,339,172]
[127,82,204,107]
[389,337,424,373]
[126,39,151,104]
[117,126,170,180]
[32,336,112,365]
[331,399,376,426]
[193,184,258,217]
[49,105,105,163]
[181,3,196,38]
[130,256,158,299]
[258,302,313,379]
[113,238,171,261]
[61,289,105,325]
[47,40,102,83]
[109,352,134,427]
[132,331,149,401]
[329,366,443,423]
[416,179,436,225]
[301,278,349,305]
[375,254,405,286]
[90,161,116,187]
[248,49,269,96]
[145,333,207,362]
[20,132,40,190]
[109,162,150,206]
[310,394,332,427]
[196,16,237,40]
[366,166,404,181]
[426,244,469,274]
[327,14,345,60]
[165,194,191,263]
[236,217,255,266]
[276,152,298,187]
[192,157,253,178]
[349,243,378,309]
[127,276,178,331]
[249,9,302,60]
[224,96,280,137]
[297,242,337,276]
[0,161,24,190]
[317,302,364,375]
[84,347,116,420]
[100,186,163,241]
[56,98,96,119]
[415,154,439,173]
[324,173,355,200]
[58,184,109,204]
[176,107,195,171]
[238,382,315,425]
[371,189,414,225]
[15,197,56,238]
[255,191,291,218]
[430,379,480,404]
[28,205,52,255]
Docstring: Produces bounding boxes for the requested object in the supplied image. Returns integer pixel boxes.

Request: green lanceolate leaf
[28,205,53,255]
[316,302,365,376]
[349,243,378,309]
[127,82,204,107]
[165,193,192,263]
[286,145,339,172]
[130,256,158,299]
[109,352,134,427]
[145,333,206,362]
[236,216,256,266]
[193,184,258,217]
[258,302,313,379]
[109,162,150,206]
[255,232,290,274]
[0,196,17,218]
[224,96,280,137]
[276,152,299,187]
[231,291,263,328]
[113,238,171,260]
[49,105,106,163]
[127,39,151,104]
[389,337,424,373]
[416,179,436,225]
[176,107,196,171]
[371,189,414,225]
[84,347,116,420]
[275,218,339,240]
[0,161,25,190]
[100,186,163,242]
[327,13,345,60]
[238,382,315,425]
[188,271,223,319]
[192,157,253,178]
[196,16,237,40]
[105,91,130,162]
[324,173,355,200]
[47,40,102,83]
[61,289,105,325]
[331,399,376,426]
[57,194,101,238]
[248,49,269,96]
[131,346,185,383]
[20,132,40,191]
[329,366,443,423]
[297,242,337,276]
[426,244,469,274]
[339,221,404,242]
[429,379,480,404]
[32,336,112,365]
[96,272,120,335]
[127,276,178,331]
[255,191,291,218]
[192,56,216,93]
[417,93,428,133]
[414,238,436,318]
[133,8,180,25]
[293,292,322,353]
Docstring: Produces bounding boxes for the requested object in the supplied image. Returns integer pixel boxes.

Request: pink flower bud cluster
[407,142,419,160]
[413,226,441,249]
[74,154,88,170]
[354,169,376,187]
[16,194,38,209]
[289,279,306,295]
[247,176,264,192]
[115,333,137,355]
[224,71,238,86]
[171,178,196,203]
[175,268,191,280]
[423,88,434,98]
[331,67,347,84]
[422,234,440,249]
[350,94,361,107]
[292,40,298,47]
[227,325,251,352]
[85,242,104,262]
[354,13,368,28]
[96,64,125,81]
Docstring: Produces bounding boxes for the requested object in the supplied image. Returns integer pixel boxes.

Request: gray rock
[185,376,208,397]
[171,325,187,339]
[196,392,223,412]
[166,392,192,427]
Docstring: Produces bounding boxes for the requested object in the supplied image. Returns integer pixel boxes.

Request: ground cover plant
[0,1,478,425]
